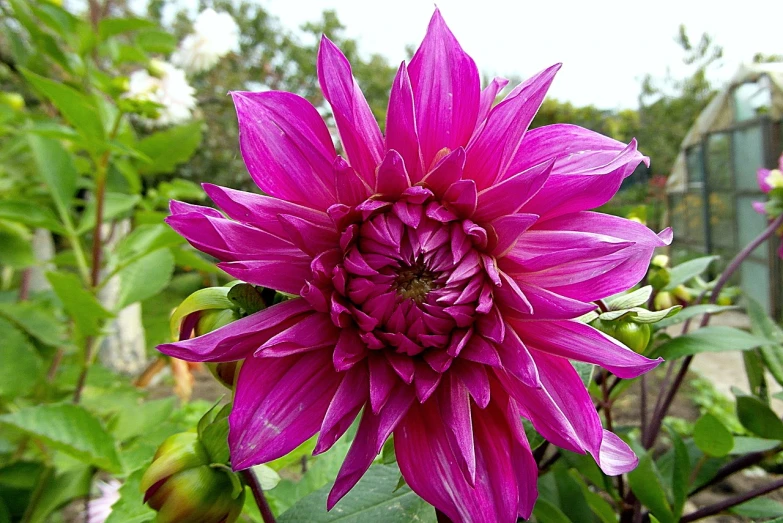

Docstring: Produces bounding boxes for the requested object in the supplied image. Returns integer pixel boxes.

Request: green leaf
[253,464,281,491]
[115,248,174,310]
[553,467,593,523]
[609,286,653,310]
[693,414,734,457]
[736,395,783,440]
[567,470,615,523]
[743,349,768,401]
[0,404,121,472]
[228,284,267,315]
[98,17,156,39]
[111,398,175,442]
[76,193,141,235]
[746,296,783,388]
[572,361,594,387]
[598,305,681,324]
[27,135,79,217]
[666,425,690,519]
[47,271,114,339]
[136,122,203,175]
[652,304,739,329]
[730,436,780,454]
[0,222,34,268]
[0,318,43,398]
[172,247,221,273]
[135,30,177,54]
[104,467,155,523]
[21,69,105,144]
[654,326,771,360]
[532,498,572,523]
[664,256,718,290]
[0,200,64,233]
[115,224,184,263]
[522,418,546,451]
[200,404,231,465]
[278,464,435,522]
[627,453,674,523]
[25,466,91,523]
[730,497,783,518]
[0,301,66,347]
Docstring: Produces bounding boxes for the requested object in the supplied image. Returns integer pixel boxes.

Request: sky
[260,0,781,110]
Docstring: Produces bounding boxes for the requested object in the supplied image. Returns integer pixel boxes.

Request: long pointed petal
[408,10,480,168]
[386,62,424,182]
[318,37,384,186]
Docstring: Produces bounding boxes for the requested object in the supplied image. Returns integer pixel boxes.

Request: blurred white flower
[172,8,240,74]
[126,60,196,127]
[87,479,121,523]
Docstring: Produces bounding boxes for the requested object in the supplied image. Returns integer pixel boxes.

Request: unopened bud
[648,266,670,290]
[0,93,24,111]
[141,432,244,523]
[651,255,669,268]
[654,291,675,311]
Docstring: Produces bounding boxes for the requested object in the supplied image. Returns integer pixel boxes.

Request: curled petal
[475,76,509,130]
[597,429,638,476]
[386,62,424,182]
[157,299,311,362]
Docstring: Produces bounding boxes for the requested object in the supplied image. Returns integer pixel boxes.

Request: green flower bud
[612,321,652,353]
[647,265,670,290]
[196,308,240,337]
[0,92,25,111]
[654,291,675,311]
[141,432,244,523]
[589,318,616,338]
[651,254,669,268]
[672,285,692,303]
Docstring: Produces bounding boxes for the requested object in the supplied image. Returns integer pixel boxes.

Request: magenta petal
[490,213,539,256]
[203,184,332,238]
[231,91,337,210]
[514,319,662,378]
[255,312,338,357]
[473,159,553,222]
[395,399,526,523]
[386,62,424,182]
[375,149,411,197]
[758,168,772,193]
[318,36,384,186]
[753,200,767,215]
[328,385,415,508]
[408,10,480,168]
[314,363,369,455]
[597,429,638,475]
[333,328,368,371]
[494,325,540,388]
[439,373,477,485]
[218,258,312,295]
[229,349,341,469]
[334,156,372,206]
[157,299,311,362]
[421,147,466,197]
[475,77,509,130]
[522,139,647,220]
[465,64,560,190]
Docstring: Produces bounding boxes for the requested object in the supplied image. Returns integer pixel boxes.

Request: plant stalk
[680,476,783,522]
[241,469,276,523]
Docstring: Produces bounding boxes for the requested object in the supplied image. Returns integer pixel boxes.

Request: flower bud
[196,308,240,337]
[651,254,669,268]
[141,432,244,523]
[0,92,25,111]
[612,321,652,353]
[672,285,692,303]
[647,265,670,290]
[654,291,675,311]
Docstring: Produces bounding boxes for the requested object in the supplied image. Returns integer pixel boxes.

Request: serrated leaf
[736,395,783,440]
[653,326,771,360]
[0,318,43,398]
[278,464,435,522]
[104,467,155,523]
[116,248,174,310]
[111,398,175,442]
[76,193,141,234]
[21,69,105,144]
[609,286,653,310]
[664,256,718,290]
[136,122,202,175]
[0,301,66,347]
[0,200,64,233]
[47,271,114,339]
[0,404,121,472]
[27,135,79,217]
[693,414,734,457]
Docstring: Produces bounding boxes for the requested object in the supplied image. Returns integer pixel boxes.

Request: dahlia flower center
[393,260,439,302]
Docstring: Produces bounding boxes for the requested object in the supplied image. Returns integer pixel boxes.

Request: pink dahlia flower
[159,10,668,522]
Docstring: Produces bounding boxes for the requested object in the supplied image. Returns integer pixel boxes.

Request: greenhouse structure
[666,63,783,318]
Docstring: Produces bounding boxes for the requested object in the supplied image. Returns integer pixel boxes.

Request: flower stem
[680,476,783,522]
[241,469,276,523]
[643,213,783,449]
[689,445,781,496]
